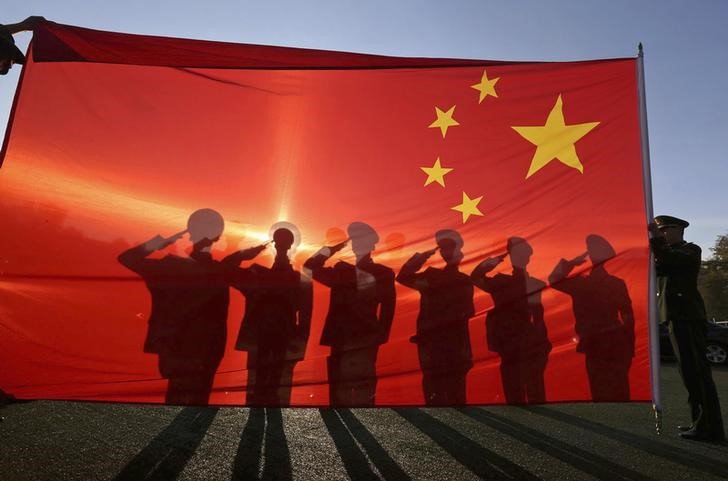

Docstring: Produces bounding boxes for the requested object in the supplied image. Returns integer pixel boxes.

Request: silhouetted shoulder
[333,261,354,272]
[248,263,270,274]
[363,262,395,285]
[684,242,702,257]
[489,272,513,287]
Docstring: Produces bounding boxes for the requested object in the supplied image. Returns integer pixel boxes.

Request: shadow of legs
[524,406,728,476]
[458,407,657,481]
[395,408,540,481]
[319,408,379,481]
[113,407,218,481]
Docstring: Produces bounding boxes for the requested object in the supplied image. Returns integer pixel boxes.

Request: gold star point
[451,191,484,223]
[512,95,600,179]
[471,69,500,103]
[421,157,453,187]
[428,105,459,138]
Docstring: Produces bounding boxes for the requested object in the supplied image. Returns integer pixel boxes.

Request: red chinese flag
[0,22,650,406]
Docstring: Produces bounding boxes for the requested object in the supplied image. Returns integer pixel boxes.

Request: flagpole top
[638,43,644,57]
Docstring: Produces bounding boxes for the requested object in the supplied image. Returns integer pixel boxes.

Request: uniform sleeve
[548,258,579,294]
[651,238,701,273]
[303,253,339,287]
[117,236,167,277]
[378,269,397,343]
[228,264,260,294]
[617,279,635,357]
[396,253,429,290]
[297,276,314,338]
[470,263,500,293]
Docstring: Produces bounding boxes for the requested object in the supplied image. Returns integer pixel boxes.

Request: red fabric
[0,23,650,406]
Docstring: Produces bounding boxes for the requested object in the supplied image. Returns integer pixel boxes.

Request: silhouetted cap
[348,222,379,244]
[435,229,464,251]
[586,234,616,264]
[187,208,224,243]
[654,215,689,229]
[507,236,532,255]
[0,26,25,65]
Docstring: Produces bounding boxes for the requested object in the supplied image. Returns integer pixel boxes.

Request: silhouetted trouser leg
[524,353,547,404]
[585,355,630,401]
[160,355,217,405]
[500,353,526,404]
[249,342,292,406]
[419,344,468,405]
[669,320,724,438]
[328,347,378,406]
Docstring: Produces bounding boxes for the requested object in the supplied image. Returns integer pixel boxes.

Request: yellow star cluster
[420,68,600,223]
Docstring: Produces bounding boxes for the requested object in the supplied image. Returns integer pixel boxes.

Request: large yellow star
[512,95,600,179]
[451,191,484,223]
[421,157,453,187]
[428,105,459,138]
[471,69,500,103]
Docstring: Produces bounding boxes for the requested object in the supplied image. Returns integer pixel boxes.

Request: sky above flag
[2,0,727,254]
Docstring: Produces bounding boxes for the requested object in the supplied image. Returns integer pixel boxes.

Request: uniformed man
[397,229,474,405]
[650,215,725,442]
[474,237,551,404]
[233,225,313,406]
[549,235,634,401]
[118,208,265,405]
[304,222,396,406]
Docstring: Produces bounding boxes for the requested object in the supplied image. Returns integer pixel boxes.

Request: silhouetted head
[273,228,294,249]
[586,234,616,264]
[507,237,533,269]
[269,221,301,257]
[435,229,464,266]
[187,208,224,245]
[348,222,379,257]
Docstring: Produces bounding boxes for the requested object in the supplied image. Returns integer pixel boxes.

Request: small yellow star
[512,95,600,179]
[428,105,459,138]
[451,191,484,223]
[421,157,453,187]
[471,69,500,103]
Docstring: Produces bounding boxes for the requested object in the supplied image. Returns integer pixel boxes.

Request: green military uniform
[652,216,724,442]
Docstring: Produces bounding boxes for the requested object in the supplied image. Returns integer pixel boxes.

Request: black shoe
[677,424,694,432]
[679,429,725,443]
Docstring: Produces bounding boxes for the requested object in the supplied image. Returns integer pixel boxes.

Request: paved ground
[1,363,727,481]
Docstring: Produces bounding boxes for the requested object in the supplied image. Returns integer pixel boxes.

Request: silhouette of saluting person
[471,237,550,404]
[396,230,474,405]
[549,234,635,401]
[304,222,396,406]
[231,223,313,406]
[118,208,260,405]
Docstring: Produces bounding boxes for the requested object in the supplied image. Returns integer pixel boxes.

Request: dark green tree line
[699,233,728,321]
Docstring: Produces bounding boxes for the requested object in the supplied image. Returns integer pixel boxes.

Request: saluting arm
[304,240,347,287]
[118,232,183,275]
[650,237,700,271]
[396,251,434,290]
[548,253,587,289]
[470,256,504,292]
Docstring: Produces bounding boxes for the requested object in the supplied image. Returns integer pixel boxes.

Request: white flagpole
[637,43,661,433]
